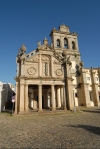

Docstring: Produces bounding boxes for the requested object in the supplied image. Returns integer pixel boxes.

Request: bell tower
[50,24,81,65]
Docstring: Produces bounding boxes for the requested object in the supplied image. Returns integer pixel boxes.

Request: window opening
[64,38,68,48]
[57,39,60,48]
[72,41,75,49]
[44,62,48,76]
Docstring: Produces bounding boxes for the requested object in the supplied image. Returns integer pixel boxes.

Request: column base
[14,111,18,114]
[95,102,99,106]
[51,108,56,111]
[63,106,67,110]
[38,109,43,113]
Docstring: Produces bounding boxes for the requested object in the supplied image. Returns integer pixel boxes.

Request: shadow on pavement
[69,124,100,135]
[82,109,100,114]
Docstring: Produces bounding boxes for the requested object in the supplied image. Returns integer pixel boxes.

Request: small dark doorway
[42,95,44,109]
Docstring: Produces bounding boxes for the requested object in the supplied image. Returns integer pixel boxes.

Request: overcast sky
[0,0,100,85]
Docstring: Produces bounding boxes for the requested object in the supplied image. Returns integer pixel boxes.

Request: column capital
[38,84,42,86]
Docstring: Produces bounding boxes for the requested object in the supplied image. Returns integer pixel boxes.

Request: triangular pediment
[38,44,52,51]
[25,44,64,64]
[26,54,39,63]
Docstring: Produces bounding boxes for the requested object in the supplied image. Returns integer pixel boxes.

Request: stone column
[60,86,63,109]
[25,84,28,111]
[51,85,56,110]
[91,68,99,106]
[19,79,25,112]
[38,85,42,111]
[56,86,61,108]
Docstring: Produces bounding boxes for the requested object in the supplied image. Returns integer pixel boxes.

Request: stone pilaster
[75,38,79,50]
[19,79,25,112]
[63,85,67,110]
[51,55,54,77]
[68,37,71,49]
[25,84,28,111]
[38,85,42,111]
[80,68,90,106]
[51,85,56,110]
[91,68,99,106]
[65,61,74,110]
[38,54,42,77]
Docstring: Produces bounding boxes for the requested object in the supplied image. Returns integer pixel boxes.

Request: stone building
[15,24,100,114]
[0,82,15,112]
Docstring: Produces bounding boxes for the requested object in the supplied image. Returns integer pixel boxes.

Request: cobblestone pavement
[0,107,100,149]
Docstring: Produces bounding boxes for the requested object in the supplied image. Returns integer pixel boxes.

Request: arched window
[57,39,60,48]
[72,41,75,49]
[64,38,68,48]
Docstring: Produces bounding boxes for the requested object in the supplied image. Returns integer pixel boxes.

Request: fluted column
[38,85,42,111]
[25,84,28,111]
[51,85,56,110]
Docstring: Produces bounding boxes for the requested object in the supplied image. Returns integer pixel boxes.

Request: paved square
[0,107,100,149]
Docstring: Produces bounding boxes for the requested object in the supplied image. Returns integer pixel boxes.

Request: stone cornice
[50,30,78,37]
[24,77,64,81]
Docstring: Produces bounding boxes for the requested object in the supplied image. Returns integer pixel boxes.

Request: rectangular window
[87,77,90,81]
[95,77,98,81]
[44,62,48,76]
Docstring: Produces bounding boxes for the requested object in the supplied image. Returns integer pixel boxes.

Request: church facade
[15,24,100,114]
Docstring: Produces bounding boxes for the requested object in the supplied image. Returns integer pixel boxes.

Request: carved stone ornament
[27,67,36,75]
[41,55,50,61]
[54,59,61,64]
[56,69,63,76]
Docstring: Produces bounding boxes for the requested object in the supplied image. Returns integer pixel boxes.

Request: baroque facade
[15,24,100,114]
